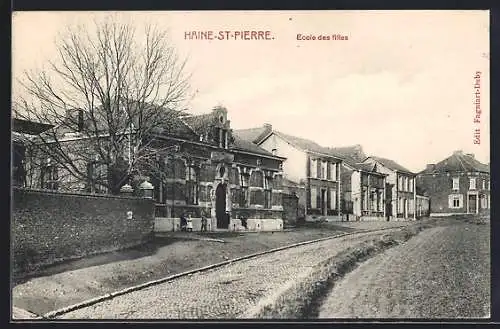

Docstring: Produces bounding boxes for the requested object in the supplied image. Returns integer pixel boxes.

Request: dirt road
[318,223,490,319]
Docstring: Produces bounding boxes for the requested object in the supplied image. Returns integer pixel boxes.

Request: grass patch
[250,223,431,319]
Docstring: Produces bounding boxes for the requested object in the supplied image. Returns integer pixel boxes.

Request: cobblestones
[58,230,394,319]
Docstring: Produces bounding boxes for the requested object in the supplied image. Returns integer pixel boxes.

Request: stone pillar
[139,180,154,199]
[120,184,134,197]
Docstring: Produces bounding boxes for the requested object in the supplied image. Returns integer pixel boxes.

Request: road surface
[318,223,490,319]
[57,229,394,319]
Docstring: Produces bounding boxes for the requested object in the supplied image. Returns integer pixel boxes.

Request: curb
[43,225,408,319]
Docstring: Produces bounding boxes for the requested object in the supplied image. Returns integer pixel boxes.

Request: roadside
[317,220,490,318]
[13,222,362,316]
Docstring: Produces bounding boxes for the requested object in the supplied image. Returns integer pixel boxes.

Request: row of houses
[233,124,426,222]
[12,106,490,229]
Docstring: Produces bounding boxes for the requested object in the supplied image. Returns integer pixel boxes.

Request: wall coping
[13,187,152,201]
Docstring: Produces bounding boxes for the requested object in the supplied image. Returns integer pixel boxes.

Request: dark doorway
[386,202,392,221]
[321,189,327,215]
[216,183,228,229]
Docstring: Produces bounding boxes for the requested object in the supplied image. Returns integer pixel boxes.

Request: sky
[12,10,490,172]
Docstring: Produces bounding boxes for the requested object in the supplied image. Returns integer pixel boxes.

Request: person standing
[186,214,193,232]
[201,215,208,232]
[180,213,187,231]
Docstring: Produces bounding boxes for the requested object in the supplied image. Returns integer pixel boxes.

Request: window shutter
[448,195,453,208]
[330,188,336,209]
[310,187,317,208]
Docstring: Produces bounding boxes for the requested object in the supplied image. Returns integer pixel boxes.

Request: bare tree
[14,16,191,194]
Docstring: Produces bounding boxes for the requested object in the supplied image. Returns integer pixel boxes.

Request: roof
[232,125,272,144]
[419,151,489,174]
[368,156,414,175]
[12,118,53,135]
[282,178,306,188]
[230,134,277,157]
[327,145,366,163]
[272,131,342,159]
[182,113,215,133]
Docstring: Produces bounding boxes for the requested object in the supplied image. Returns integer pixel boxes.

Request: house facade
[339,161,387,221]
[13,107,286,230]
[416,150,490,215]
[363,156,418,220]
[234,125,343,222]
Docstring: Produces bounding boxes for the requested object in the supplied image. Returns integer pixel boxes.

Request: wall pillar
[337,162,341,221]
[382,176,386,219]
[413,177,417,220]
[476,193,479,214]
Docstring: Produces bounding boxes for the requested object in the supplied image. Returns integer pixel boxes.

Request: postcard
[11,10,490,321]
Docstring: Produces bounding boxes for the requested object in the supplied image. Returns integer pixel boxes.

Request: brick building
[416,150,490,215]
[12,107,286,230]
[234,125,343,222]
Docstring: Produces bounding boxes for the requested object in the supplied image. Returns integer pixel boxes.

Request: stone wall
[12,188,155,278]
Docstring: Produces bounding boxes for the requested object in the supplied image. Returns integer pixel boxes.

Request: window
[362,187,368,210]
[330,188,337,209]
[448,194,463,209]
[378,191,384,211]
[398,176,403,190]
[330,162,337,181]
[240,174,250,207]
[487,180,490,190]
[272,148,277,156]
[481,195,487,209]
[310,159,317,178]
[321,161,327,179]
[265,190,272,208]
[469,177,476,190]
[310,187,317,209]
[409,178,414,192]
[404,177,409,191]
[371,190,377,211]
[86,160,108,193]
[40,158,58,190]
[264,175,273,209]
[482,179,486,190]
[250,170,264,187]
[186,166,198,205]
[452,177,460,190]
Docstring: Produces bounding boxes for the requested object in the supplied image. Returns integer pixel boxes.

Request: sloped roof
[368,156,414,175]
[419,151,489,174]
[233,125,272,144]
[231,135,277,157]
[182,112,215,134]
[12,118,53,135]
[272,131,342,159]
[328,144,366,163]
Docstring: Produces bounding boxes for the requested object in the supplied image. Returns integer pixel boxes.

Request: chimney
[263,123,272,129]
[453,150,463,155]
[426,164,435,171]
[466,153,475,158]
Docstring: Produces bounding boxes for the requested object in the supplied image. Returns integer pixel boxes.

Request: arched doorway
[215,183,228,229]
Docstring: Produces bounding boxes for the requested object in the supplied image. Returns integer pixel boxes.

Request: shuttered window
[330,188,336,209]
[310,187,317,208]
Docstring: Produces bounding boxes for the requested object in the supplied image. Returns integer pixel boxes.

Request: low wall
[154,217,284,232]
[12,188,155,278]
